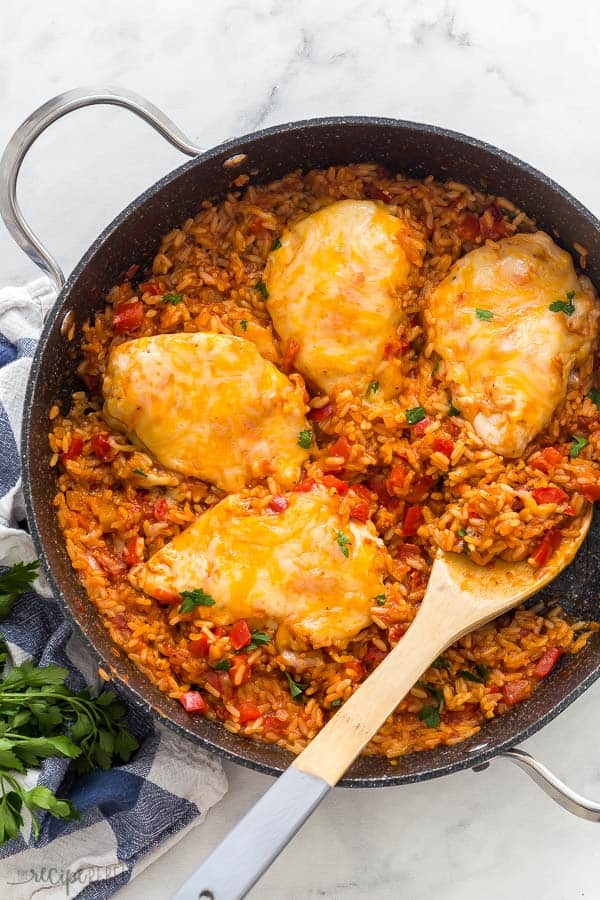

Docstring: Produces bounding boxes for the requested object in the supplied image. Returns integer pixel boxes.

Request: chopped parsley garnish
[448,404,460,417]
[246,631,271,651]
[475,308,494,321]
[406,406,426,425]
[366,380,379,397]
[180,588,216,613]
[457,666,487,684]
[272,238,282,251]
[213,659,231,671]
[255,279,269,298]
[458,528,467,538]
[588,388,600,410]
[431,656,451,671]
[418,681,444,728]
[336,530,352,558]
[330,698,342,708]
[162,292,184,305]
[569,434,589,458]
[476,662,490,682]
[374,594,386,606]
[133,468,147,477]
[298,429,313,449]
[549,291,575,316]
[240,319,248,331]
[285,672,307,700]
[0,560,39,621]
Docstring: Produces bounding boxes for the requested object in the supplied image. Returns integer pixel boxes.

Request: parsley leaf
[133,468,147,477]
[431,656,451,671]
[213,659,231,671]
[475,308,494,321]
[419,705,441,728]
[448,404,460,417]
[406,406,426,425]
[457,669,484,684]
[374,594,386,606]
[0,561,38,622]
[458,528,467,538]
[246,631,271,651]
[476,662,490,682]
[298,429,313,449]
[419,681,444,709]
[366,380,379,397]
[161,292,184,305]
[588,388,600,410]
[549,295,575,315]
[255,279,269,298]
[330,698,342,708]
[285,672,307,700]
[180,589,216,613]
[271,238,282,251]
[569,434,589,458]
[336,530,352,558]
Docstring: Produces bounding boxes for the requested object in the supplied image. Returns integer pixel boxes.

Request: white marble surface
[2,0,600,897]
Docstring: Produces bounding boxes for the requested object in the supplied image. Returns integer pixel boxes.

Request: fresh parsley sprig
[0,561,38,621]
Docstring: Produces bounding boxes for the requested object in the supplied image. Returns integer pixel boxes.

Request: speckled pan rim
[21,114,600,787]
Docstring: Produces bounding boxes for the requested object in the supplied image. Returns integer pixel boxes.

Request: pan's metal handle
[0,86,202,294]
[494,748,600,821]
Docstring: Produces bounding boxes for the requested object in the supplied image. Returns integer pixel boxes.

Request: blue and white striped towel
[0,279,227,899]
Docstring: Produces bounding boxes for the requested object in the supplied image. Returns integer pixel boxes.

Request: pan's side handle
[0,86,202,293]
[490,748,600,821]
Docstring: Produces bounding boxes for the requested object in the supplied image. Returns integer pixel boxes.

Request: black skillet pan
[2,87,600,808]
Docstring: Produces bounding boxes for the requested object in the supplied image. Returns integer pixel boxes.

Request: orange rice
[49,164,600,760]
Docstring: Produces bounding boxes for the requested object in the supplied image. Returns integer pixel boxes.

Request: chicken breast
[103,332,309,491]
[426,232,599,457]
[130,489,387,648]
[264,199,415,396]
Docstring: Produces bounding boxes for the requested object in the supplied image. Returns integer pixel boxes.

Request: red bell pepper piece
[179,691,207,713]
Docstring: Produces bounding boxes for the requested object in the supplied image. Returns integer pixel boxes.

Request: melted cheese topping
[130,490,387,648]
[426,232,599,456]
[264,199,412,396]
[103,332,309,491]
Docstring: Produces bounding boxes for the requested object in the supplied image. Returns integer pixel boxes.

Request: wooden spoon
[173,510,592,900]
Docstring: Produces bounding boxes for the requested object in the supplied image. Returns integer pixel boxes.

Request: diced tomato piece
[138,281,162,296]
[91,432,113,460]
[502,680,531,706]
[190,635,209,658]
[264,714,285,732]
[386,463,409,495]
[406,475,435,503]
[293,478,316,493]
[534,647,562,679]
[238,702,261,724]
[364,645,387,667]
[412,417,432,438]
[179,691,207,713]
[530,529,562,567]
[123,536,143,567]
[543,447,563,466]
[432,437,454,458]
[402,505,423,537]
[564,505,576,516]
[230,620,251,650]
[480,204,511,239]
[363,181,392,203]
[328,436,352,462]
[205,671,222,693]
[581,483,600,502]
[459,212,481,241]
[282,337,300,372]
[113,301,144,334]
[61,434,84,461]
[351,483,373,501]
[153,587,181,605]
[320,474,349,495]
[531,487,569,505]
[309,403,333,423]
[153,497,169,521]
[388,623,408,643]
[350,500,370,522]
[268,495,288,513]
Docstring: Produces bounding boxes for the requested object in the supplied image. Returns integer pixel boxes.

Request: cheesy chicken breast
[102,332,309,492]
[130,489,387,648]
[264,199,417,396]
[426,232,599,456]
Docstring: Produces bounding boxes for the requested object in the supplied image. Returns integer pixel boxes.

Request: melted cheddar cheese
[103,332,309,491]
[130,489,387,648]
[426,232,599,456]
[264,199,414,396]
